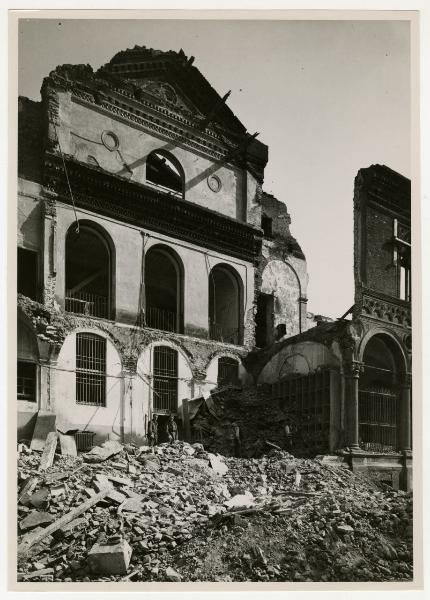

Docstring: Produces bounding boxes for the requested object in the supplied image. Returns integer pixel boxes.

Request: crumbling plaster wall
[257,340,341,384]
[55,92,251,223]
[54,204,255,345]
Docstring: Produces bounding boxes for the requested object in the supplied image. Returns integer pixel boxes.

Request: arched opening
[146,150,184,197]
[359,334,405,452]
[145,246,183,333]
[209,264,242,345]
[65,223,114,319]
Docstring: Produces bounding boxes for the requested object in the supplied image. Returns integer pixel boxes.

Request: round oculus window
[101,130,119,151]
[207,174,222,193]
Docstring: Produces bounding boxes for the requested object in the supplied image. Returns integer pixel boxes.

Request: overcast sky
[18,18,410,318]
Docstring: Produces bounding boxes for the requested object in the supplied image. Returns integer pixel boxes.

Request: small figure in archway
[148,414,158,450]
[166,414,178,443]
[231,422,242,457]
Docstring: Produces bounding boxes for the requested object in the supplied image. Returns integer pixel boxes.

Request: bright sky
[18,18,410,318]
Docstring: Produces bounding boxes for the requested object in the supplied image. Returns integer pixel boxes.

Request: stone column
[345,361,364,451]
[298,296,308,333]
[399,372,412,451]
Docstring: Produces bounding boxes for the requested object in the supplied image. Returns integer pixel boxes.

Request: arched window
[76,332,106,406]
[217,356,239,387]
[153,346,178,415]
[146,151,184,197]
[145,246,184,333]
[209,264,242,345]
[65,223,114,319]
[359,334,403,452]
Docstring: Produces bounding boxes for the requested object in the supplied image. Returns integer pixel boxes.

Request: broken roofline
[43,152,264,263]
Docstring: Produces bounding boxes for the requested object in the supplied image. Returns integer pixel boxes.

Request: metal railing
[153,346,178,414]
[359,388,398,452]
[209,322,240,345]
[66,290,109,319]
[146,306,177,332]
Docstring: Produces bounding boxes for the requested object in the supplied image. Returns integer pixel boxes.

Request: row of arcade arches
[65,222,243,344]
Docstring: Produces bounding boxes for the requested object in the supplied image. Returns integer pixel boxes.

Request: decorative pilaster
[345,360,364,451]
[399,371,412,452]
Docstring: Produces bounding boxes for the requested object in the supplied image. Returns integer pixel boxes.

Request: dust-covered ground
[17,441,413,583]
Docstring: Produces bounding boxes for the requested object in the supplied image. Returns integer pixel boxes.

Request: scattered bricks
[88,538,132,575]
[20,511,55,532]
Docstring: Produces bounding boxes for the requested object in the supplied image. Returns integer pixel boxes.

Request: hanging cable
[54,123,80,234]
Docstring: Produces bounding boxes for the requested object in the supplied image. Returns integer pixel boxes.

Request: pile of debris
[17,440,413,582]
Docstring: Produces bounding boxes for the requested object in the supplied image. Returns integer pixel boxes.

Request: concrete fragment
[28,487,49,509]
[83,440,123,463]
[165,566,182,581]
[30,412,56,452]
[58,432,77,457]
[20,511,55,531]
[39,432,58,471]
[336,524,354,534]
[88,538,132,575]
[208,453,228,476]
[224,491,255,510]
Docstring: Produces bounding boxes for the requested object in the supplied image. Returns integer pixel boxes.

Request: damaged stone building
[17,46,309,446]
[17,46,412,490]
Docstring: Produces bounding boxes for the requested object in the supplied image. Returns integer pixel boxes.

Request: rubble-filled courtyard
[17,440,413,583]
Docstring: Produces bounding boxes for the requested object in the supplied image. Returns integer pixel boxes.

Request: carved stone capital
[345,360,364,378]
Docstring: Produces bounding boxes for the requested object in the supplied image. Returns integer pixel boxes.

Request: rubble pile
[17,441,413,582]
[191,385,296,457]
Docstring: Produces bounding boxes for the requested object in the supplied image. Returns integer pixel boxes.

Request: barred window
[76,333,106,406]
[153,346,178,414]
[17,361,36,402]
[217,357,239,387]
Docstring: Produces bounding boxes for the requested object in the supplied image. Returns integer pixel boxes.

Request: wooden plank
[30,412,57,452]
[18,486,113,557]
[39,432,58,471]
[58,432,77,457]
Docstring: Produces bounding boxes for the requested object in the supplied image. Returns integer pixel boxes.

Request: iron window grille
[76,333,107,406]
[358,387,398,452]
[153,346,178,414]
[217,357,239,387]
[17,361,36,402]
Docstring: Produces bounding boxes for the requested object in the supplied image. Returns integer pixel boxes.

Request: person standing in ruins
[166,413,178,443]
[148,414,158,450]
[231,422,242,457]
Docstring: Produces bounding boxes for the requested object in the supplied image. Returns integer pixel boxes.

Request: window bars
[358,388,398,452]
[271,370,332,455]
[76,333,107,406]
[153,346,178,414]
[217,357,239,387]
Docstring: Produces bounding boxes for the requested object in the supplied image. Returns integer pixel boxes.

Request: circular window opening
[207,174,222,193]
[101,131,119,151]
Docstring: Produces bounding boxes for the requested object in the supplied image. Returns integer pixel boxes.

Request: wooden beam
[18,486,113,557]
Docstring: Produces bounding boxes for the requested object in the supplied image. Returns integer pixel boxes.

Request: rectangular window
[153,346,178,414]
[18,247,38,300]
[17,361,36,402]
[399,265,411,302]
[217,357,239,387]
[76,334,106,406]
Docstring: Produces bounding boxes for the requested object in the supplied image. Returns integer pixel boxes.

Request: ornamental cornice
[44,73,266,177]
[43,153,263,263]
[360,290,411,328]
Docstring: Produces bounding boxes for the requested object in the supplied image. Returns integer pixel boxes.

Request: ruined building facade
[247,165,412,489]
[17,46,308,444]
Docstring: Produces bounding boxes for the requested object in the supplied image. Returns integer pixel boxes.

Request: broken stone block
[88,538,132,575]
[336,524,354,534]
[165,566,182,581]
[28,488,50,509]
[224,491,255,510]
[20,511,55,531]
[208,453,228,476]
